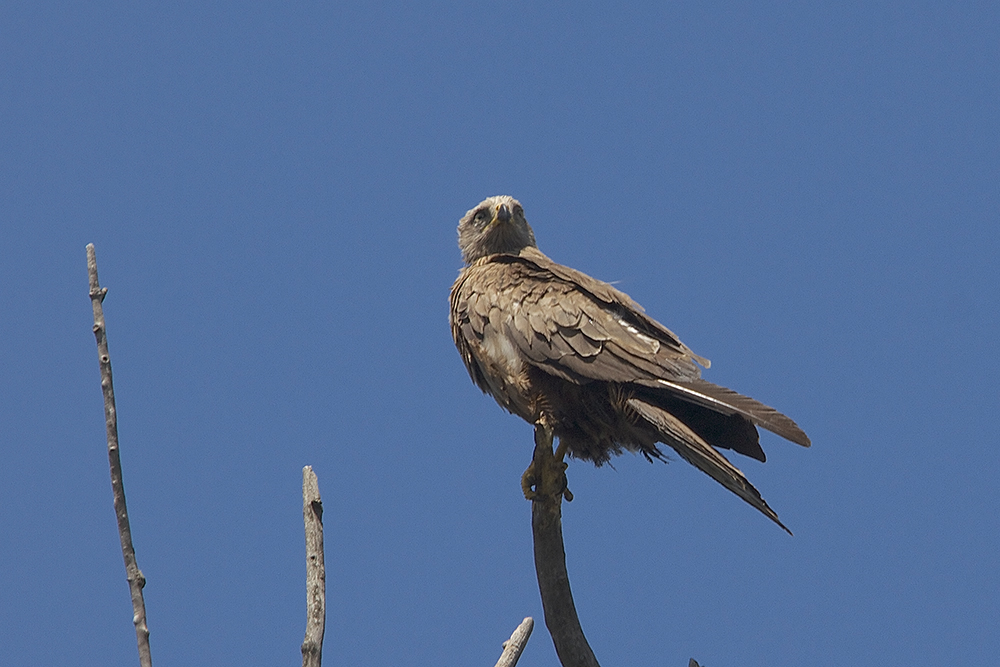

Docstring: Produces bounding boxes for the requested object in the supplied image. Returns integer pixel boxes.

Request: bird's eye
[513,205,523,217]
[473,209,489,226]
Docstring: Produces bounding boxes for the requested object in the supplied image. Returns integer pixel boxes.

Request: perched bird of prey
[449,195,810,532]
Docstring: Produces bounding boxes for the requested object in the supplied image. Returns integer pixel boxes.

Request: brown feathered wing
[450,246,809,528]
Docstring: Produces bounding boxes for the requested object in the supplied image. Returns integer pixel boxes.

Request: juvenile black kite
[450,195,810,532]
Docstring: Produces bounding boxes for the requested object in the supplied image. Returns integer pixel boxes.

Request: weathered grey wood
[301,466,326,667]
[86,243,152,667]
[493,617,534,667]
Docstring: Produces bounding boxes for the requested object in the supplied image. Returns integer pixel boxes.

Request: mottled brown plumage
[450,195,810,532]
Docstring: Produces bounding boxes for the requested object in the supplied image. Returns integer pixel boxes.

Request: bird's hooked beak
[491,202,512,226]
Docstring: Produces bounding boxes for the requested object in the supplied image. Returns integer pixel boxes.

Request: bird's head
[457,195,537,264]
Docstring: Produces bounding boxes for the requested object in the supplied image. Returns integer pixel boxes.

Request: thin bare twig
[302,466,326,667]
[529,425,600,667]
[86,244,152,667]
[493,617,534,667]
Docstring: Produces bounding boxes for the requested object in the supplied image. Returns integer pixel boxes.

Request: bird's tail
[626,397,792,534]
[651,378,811,448]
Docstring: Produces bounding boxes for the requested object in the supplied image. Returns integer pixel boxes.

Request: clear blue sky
[2,2,998,666]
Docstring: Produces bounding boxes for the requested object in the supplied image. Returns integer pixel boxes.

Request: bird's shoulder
[450,247,708,383]
[523,248,707,364]
[452,246,644,309]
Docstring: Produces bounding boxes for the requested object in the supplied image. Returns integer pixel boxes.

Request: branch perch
[529,425,600,667]
[301,466,327,667]
[86,243,152,667]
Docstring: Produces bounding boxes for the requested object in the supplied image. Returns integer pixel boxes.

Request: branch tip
[493,616,534,667]
[301,466,326,667]
[86,245,152,667]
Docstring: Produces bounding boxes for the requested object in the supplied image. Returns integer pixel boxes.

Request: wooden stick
[86,244,152,667]
[301,466,326,667]
[493,617,534,667]
[529,425,600,667]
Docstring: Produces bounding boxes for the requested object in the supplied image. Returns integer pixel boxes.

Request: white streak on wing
[656,379,737,416]
[618,318,660,353]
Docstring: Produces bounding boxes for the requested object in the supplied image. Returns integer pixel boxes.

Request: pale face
[457,195,537,264]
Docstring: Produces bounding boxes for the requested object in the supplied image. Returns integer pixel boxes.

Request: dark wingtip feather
[627,398,794,534]
[653,378,812,448]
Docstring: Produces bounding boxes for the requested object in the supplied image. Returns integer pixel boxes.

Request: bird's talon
[553,440,569,461]
[523,434,573,502]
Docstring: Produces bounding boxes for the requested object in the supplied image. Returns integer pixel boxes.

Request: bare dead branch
[301,466,326,667]
[493,616,534,667]
[86,243,152,667]
[529,425,600,667]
